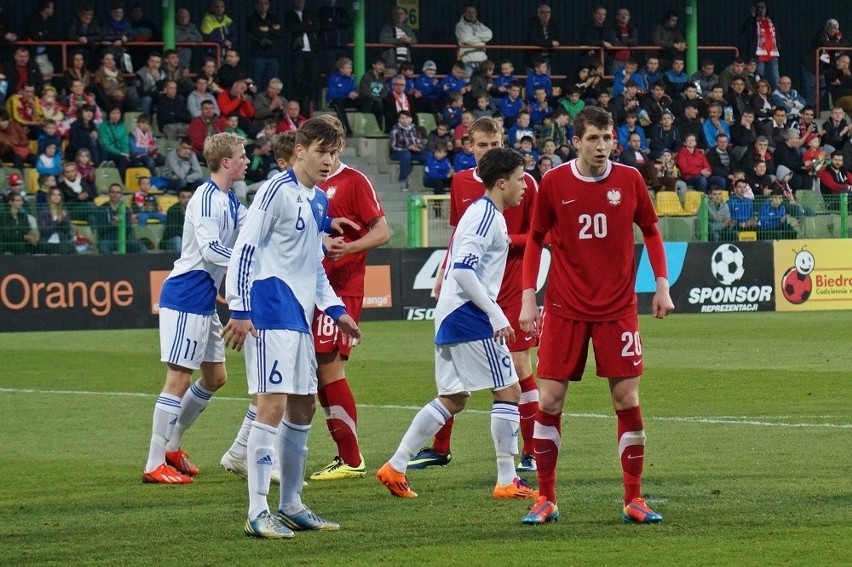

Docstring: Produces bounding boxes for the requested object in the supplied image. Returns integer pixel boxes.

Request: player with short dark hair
[519,106,674,525]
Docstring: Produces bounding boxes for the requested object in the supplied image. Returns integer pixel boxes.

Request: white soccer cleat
[221,450,281,484]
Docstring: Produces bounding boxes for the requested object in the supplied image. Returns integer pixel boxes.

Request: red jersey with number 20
[317,163,385,297]
[524,159,658,321]
[450,168,538,307]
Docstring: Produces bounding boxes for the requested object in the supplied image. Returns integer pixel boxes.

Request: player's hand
[651,278,674,319]
[519,289,542,337]
[222,318,259,351]
[493,324,515,345]
[336,314,361,341]
[330,217,361,234]
[432,266,445,299]
[323,235,346,261]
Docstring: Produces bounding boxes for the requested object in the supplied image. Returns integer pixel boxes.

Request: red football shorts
[535,311,644,381]
[501,301,537,352]
[312,295,363,358]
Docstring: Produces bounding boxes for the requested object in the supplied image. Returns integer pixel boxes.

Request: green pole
[117,201,127,254]
[162,0,175,50]
[407,195,422,247]
[698,193,709,242]
[840,193,848,238]
[353,1,365,80]
[684,0,698,76]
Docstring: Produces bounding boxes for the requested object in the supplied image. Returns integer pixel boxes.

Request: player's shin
[616,406,646,504]
[491,402,520,485]
[320,379,361,466]
[390,399,451,472]
[166,380,213,451]
[533,409,562,504]
[247,422,278,519]
[144,393,181,472]
[518,375,539,454]
[278,420,311,515]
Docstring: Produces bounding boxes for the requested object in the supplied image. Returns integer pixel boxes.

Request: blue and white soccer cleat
[278,507,340,531]
[407,447,452,469]
[244,510,295,539]
[516,453,537,473]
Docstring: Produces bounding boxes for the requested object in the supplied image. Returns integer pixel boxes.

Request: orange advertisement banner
[149,270,170,315]
[362,265,392,309]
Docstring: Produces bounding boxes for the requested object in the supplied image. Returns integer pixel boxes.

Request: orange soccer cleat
[376,462,417,498]
[166,448,200,476]
[493,477,540,500]
[142,463,193,484]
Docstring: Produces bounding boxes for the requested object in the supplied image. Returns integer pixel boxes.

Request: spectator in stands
[156,80,192,140]
[57,162,96,220]
[220,113,247,138]
[130,114,164,171]
[35,141,62,178]
[619,131,659,189]
[507,110,534,150]
[74,148,96,185]
[426,121,453,154]
[285,0,321,113]
[677,133,725,192]
[163,138,203,194]
[37,187,76,255]
[0,109,33,169]
[792,106,819,141]
[542,108,575,162]
[128,3,157,42]
[690,60,718,96]
[741,135,775,176]
[0,192,38,255]
[187,100,221,156]
[707,186,737,241]
[317,0,351,76]
[99,106,134,177]
[4,46,45,98]
[63,52,95,94]
[200,0,237,51]
[757,187,797,239]
[605,8,638,78]
[7,83,45,138]
[175,8,203,71]
[252,77,285,133]
[212,47,245,91]
[216,79,255,133]
[772,128,807,188]
[525,58,553,104]
[161,186,193,252]
[326,58,359,136]
[276,100,307,134]
[27,1,61,81]
[389,110,425,191]
[740,1,779,90]
[493,60,517,99]
[2,172,27,204]
[641,82,672,127]
[452,110,475,150]
[612,60,645,99]
[743,58,761,93]
[652,9,685,69]
[771,76,806,119]
[558,87,585,122]
[718,58,748,93]
[456,5,493,77]
[750,79,774,125]
[383,73,417,135]
[611,80,641,126]
[728,178,757,231]
[497,82,523,127]
[468,59,496,103]
[582,6,611,70]
[639,56,662,88]
[726,77,751,122]
[131,177,166,226]
[247,0,283,90]
[196,57,223,96]
[617,111,647,152]
[648,109,681,159]
[532,155,552,183]
[414,60,441,115]
[768,106,789,148]
[65,104,102,164]
[453,135,476,171]
[187,75,220,119]
[37,119,61,155]
[422,144,453,196]
[525,4,560,73]
[802,19,847,107]
[67,5,107,69]
[379,6,417,74]
[746,159,772,196]
[670,83,705,120]
[94,183,147,254]
[819,151,852,206]
[103,3,131,48]
[93,51,140,112]
[359,57,386,129]
[162,49,193,94]
[705,134,738,188]
[439,61,472,102]
[821,106,852,153]
[529,86,553,127]
[677,101,704,148]
[136,52,165,118]
[703,103,732,149]
[663,56,689,97]
[731,107,759,161]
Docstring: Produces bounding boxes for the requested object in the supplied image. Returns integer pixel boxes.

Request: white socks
[278,420,310,515]
[227,404,257,459]
[166,381,213,452]
[144,393,181,473]
[389,399,451,472]
[491,402,520,485]
[247,421,277,520]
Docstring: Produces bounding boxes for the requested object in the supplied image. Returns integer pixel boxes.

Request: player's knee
[493,382,521,404]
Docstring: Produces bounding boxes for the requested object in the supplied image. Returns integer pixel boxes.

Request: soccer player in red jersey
[519,106,674,525]
[409,116,541,475]
[310,122,391,481]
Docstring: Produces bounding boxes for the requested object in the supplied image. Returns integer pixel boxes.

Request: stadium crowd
[1,1,850,253]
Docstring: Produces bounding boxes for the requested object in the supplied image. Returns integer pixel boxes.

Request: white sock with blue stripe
[492,401,520,485]
[227,404,257,459]
[247,421,277,520]
[145,393,182,473]
[166,380,214,452]
[278,420,310,516]
[389,399,452,473]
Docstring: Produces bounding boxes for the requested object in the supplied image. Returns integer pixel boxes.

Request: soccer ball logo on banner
[710,244,745,286]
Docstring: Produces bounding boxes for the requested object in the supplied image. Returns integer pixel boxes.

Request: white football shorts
[434,338,517,396]
[245,329,318,395]
[159,307,225,370]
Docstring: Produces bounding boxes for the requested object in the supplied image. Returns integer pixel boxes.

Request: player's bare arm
[340,216,391,256]
[518,288,541,336]
[221,318,258,352]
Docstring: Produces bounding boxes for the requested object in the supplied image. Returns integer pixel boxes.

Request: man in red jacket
[818,151,852,211]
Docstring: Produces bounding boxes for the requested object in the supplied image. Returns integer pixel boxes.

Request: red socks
[533,409,562,504]
[518,374,539,454]
[432,417,454,454]
[318,379,361,467]
[616,405,646,505]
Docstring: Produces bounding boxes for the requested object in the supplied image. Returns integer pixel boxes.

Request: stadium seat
[93,195,110,206]
[94,166,122,194]
[721,190,729,201]
[417,113,437,135]
[683,190,704,215]
[24,168,39,194]
[125,167,152,191]
[655,191,689,216]
[158,194,178,212]
[350,113,386,138]
[795,189,830,214]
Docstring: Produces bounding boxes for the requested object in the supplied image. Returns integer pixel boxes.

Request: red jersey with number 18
[524,159,658,321]
[317,163,385,297]
[449,168,538,307]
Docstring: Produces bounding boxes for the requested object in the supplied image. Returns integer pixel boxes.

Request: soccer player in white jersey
[223,118,361,539]
[142,132,249,484]
[377,147,536,500]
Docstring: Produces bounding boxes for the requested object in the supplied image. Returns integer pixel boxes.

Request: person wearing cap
[455,5,492,78]
[413,60,441,116]
[3,172,27,203]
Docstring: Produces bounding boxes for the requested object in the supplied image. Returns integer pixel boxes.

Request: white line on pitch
[1,387,849,429]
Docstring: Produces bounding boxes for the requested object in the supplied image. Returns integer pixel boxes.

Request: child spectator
[414,60,441,115]
[130,114,165,171]
[596,90,615,115]
[558,87,585,122]
[37,119,62,155]
[40,86,65,128]
[222,113,248,138]
[539,138,562,167]
[65,104,102,164]
[655,149,688,196]
[389,110,426,191]
[529,86,553,126]
[758,187,798,240]
[256,120,277,141]
[497,82,524,127]
[453,110,475,150]
[493,60,517,98]
[472,94,492,119]
[617,111,647,151]
[771,165,807,218]
[422,145,453,195]
[802,133,828,177]
[326,57,359,137]
[518,135,539,172]
[426,121,454,154]
[246,138,275,185]
[469,60,496,101]
[442,92,464,129]
[525,57,553,102]
[35,174,59,209]
[541,108,575,162]
[75,148,96,184]
[573,63,605,104]
[728,178,757,231]
[36,141,63,177]
[438,60,471,101]
[507,110,535,150]
[452,135,476,171]
[132,177,166,226]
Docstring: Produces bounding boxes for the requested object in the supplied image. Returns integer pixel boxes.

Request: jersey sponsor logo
[607,189,622,206]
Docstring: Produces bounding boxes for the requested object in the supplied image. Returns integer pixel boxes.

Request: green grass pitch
[0,312,849,566]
